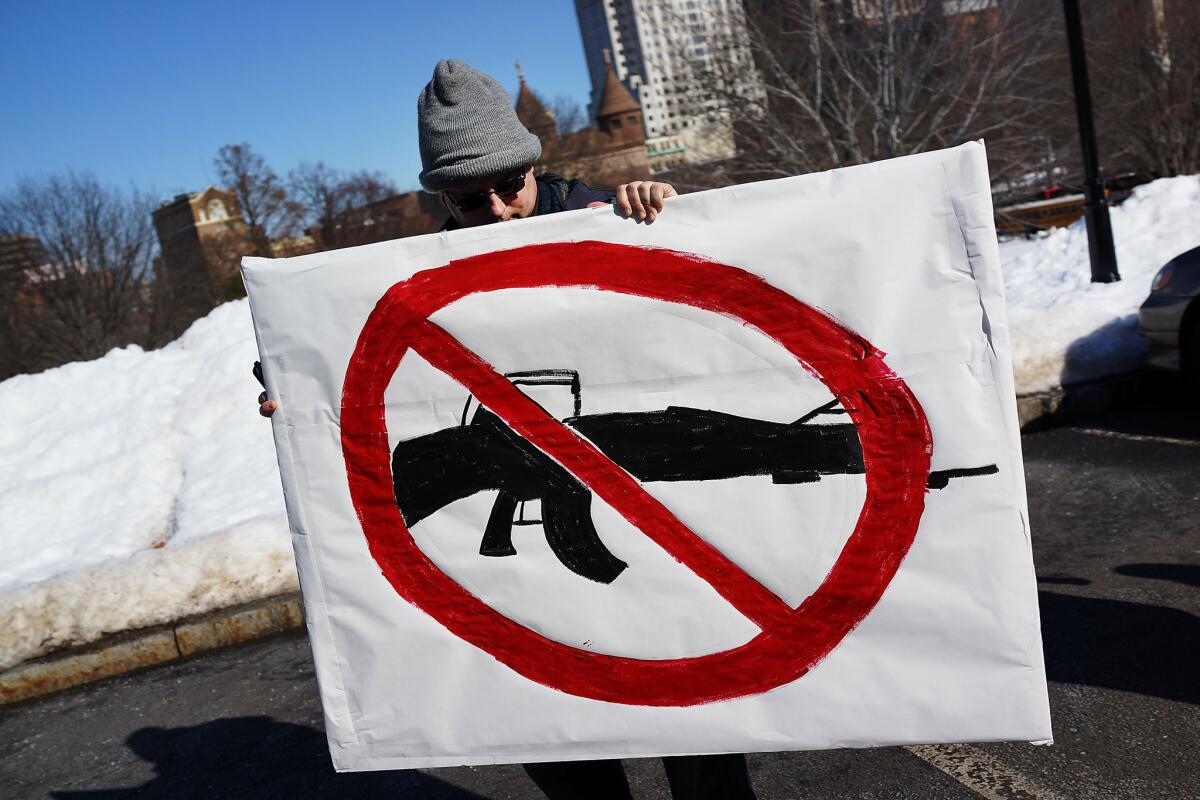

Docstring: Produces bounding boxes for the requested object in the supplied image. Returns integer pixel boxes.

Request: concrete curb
[0,593,303,705]
[0,371,1153,707]
[1015,371,1147,430]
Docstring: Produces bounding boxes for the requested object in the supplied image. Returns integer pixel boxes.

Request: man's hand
[612,181,677,223]
[259,392,278,418]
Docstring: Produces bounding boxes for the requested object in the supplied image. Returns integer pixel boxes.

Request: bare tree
[289,162,397,230]
[288,160,345,233]
[669,0,1061,190]
[336,169,397,214]
[213,143,301,256]
[1089,0,1200,177]
[0,172,159,377]
[550,94,590,138]
[288,162,401,249]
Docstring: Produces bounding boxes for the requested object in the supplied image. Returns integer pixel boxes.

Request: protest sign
[243,142,1052,771]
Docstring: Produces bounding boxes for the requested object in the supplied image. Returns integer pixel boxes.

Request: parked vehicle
[1138,245,1200,376]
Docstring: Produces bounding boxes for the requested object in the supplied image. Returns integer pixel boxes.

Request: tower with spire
[512,59,650,186]
[513,60,558,145]
[594,48,645,144]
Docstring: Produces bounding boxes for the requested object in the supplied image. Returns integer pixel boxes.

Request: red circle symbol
[341,241,931,706]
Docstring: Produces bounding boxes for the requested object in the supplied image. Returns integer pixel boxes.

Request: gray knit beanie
[417,60,543,193]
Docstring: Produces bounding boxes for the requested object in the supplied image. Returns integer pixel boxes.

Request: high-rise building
[573,0,762,171]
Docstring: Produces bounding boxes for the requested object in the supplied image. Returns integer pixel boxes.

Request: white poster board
[243,142,1052,771]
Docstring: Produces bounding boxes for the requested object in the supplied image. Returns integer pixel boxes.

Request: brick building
[152,187,253,310]
[0,233,51,318]
[0,233,47,285]
[517,57,651,187]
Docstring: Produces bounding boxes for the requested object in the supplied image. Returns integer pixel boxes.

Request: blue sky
[0,1,593,196]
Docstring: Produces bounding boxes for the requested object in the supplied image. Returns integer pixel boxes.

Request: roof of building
[516,81,555,128]
[597,61,641,118]
[514,60,557,139]
[159,185,230,209]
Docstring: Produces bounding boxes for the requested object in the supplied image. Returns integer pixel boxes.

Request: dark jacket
[441,173,613,232]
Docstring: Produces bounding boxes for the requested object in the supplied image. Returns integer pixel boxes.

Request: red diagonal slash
[341,240,931,706]
[408,316,799,634]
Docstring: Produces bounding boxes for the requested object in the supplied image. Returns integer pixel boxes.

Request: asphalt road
[2,376,1197,799]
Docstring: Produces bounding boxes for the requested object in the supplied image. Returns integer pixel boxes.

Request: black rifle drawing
[391,370,997,584]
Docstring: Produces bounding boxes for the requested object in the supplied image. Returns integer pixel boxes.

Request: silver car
[1138,245,1200,376]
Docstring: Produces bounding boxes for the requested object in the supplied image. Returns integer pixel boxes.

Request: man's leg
[662,753,757,800]
[523,759,634,800]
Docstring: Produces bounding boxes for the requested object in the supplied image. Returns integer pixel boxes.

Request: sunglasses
[445,169,529,212]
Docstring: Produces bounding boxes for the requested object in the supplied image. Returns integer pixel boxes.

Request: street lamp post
[1062,0,1120,283]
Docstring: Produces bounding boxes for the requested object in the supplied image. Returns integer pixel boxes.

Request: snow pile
[999,174,1200,393]
[1,174,1197,670]
[0,302,294,669]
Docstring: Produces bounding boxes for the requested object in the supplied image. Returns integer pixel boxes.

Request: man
[417,57,672,229]
[259,60,755,800]
[258,58,672,418]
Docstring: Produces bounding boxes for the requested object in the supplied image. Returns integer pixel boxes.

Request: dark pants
[523,754,756,800]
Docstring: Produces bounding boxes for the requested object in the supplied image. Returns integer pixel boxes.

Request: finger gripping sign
[341,241,932,706]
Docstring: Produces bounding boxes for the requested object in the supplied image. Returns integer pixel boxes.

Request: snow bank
[999,174,1200,393]
[0,302,294,669]
[1,174,1197,669]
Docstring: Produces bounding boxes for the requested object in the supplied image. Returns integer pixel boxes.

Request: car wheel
[1186,315,1200,387]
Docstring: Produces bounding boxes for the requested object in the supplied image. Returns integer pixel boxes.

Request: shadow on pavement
[1037,575,1092,586]
[1039,590,1199,706]
[1068,367,1199,438]
[1114,562,1200,588]
[49,716,488,799]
